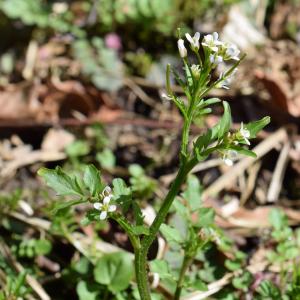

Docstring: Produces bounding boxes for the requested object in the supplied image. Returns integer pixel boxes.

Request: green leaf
[257,280,281,297]
[76,281,99,300]
[197,108,212,115]
[173,198,189,218]
[225,259,242,271]
[73,257,91,275]
[160,224,184,244]
[94,252,133,293]
[129,164,144,177]
[245,116,270,138]
[228,145,257,158]
[232,271,252,291]
[132,201,144,226]
[269,208,288,230]
[132,225,149,236]
[203,97,221,107]
[52,198,86,214]
[150,259,174,280]
[182,175,202,211]
[96,149,116,170]
[83,164,103,197]
[66,140,90,157]
[38,167,83,196]
[196,208,215,228]
[186,279,208,291]
[217,101,232,139]
[34,239,52,255]
[113,178,131,198]
[112,178,132,211]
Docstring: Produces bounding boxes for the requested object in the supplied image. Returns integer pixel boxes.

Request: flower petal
[194,32,200,40]
[100,211,107,220]
[108,205,117,212]
[94,202,102,210]
[224,158,233,166]
[103,196,111,205]
[161,93,172,101]
[185,33,193,44]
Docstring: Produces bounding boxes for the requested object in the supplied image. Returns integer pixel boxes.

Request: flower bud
[177,39,187,58]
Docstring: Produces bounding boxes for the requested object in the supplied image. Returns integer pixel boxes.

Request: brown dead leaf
[41,128,75,152]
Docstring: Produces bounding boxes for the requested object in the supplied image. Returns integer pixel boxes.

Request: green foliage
[72,38,123,92]
[129,164,157,200]
[66,140,90,158]
[83,165,104,197]
[0,190,21,214]
[0,269,28,300]
[150,259,175,281]
[38,167,83,197]
[15,238,52,258]
[96,149,116,170]
[94,252,133,293]
[76,281,100,300]
[36,27,270,300]
[0,0,83,35]
[160,224,184,244]
[256,280,281,299]
[182,174,203,211]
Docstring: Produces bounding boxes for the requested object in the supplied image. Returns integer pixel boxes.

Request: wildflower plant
[38,30,270,299]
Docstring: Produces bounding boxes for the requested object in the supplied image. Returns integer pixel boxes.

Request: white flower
[209,54,223,66]
[185,32,200,50]
[161,93,173,101]
[202,32,223,52]
[222,150,238,166]
[177,39,187,58]
[225,44,240,61]
[94,195,116,220]
[239,123,250,145]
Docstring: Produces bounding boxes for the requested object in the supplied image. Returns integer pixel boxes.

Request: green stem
[112,214,140,249]
[135,247,151,300]
[134,159,197,300]
[174,255,193,300]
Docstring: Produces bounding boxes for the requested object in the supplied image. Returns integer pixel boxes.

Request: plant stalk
[174,255,193,300]
[135,159,197,300]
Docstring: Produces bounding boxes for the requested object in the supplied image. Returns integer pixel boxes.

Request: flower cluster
[222,123,251,166]
[93,186,116,220]
[178,31,240,64]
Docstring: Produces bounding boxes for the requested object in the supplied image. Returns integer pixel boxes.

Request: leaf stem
[174,255,193,300]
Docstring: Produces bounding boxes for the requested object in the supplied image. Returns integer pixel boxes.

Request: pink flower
[105,33,122,50]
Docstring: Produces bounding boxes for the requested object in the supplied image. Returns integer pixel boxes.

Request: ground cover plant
[38,31,270,299]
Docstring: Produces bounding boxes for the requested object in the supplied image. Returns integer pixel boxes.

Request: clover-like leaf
[94,252,133,293]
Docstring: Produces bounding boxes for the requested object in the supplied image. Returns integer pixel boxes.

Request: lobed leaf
[38,167,83,196]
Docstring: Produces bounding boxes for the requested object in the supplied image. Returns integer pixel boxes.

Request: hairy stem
[135,247,151,300]
[174,255,193,300]
[135,158,197,299]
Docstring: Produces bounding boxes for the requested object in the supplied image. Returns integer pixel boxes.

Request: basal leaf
[94,252,133,293]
